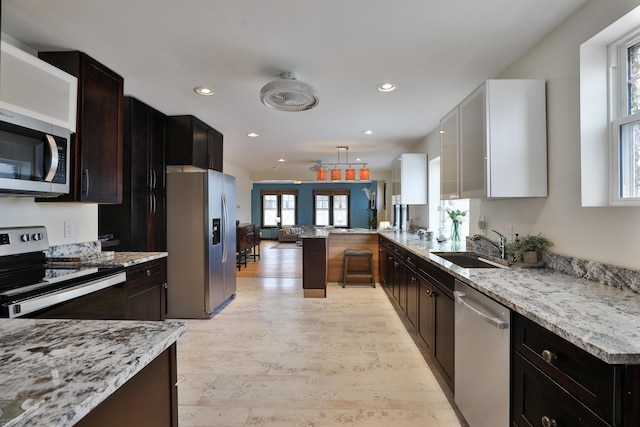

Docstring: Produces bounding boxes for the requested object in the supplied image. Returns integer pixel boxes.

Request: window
[313,189,349,227]
[580,5,640,206]
[260,190,297,227]
[611,34,640,203]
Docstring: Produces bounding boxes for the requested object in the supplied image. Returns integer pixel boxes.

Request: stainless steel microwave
[0,107,70,197]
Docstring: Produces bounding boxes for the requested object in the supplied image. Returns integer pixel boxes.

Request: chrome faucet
[471,230,506,259]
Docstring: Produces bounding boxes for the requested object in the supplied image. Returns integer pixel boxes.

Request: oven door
[0,108,69,197]
[6,270,127,319]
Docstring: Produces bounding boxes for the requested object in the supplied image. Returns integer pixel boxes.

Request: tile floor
[176,277,463,426]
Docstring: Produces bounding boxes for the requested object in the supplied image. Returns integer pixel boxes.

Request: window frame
[260,189,298,227]
[313,189,350,227]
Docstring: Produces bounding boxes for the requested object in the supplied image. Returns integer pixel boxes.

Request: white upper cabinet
[392,153,427,205]
[440,107,460,199]
[445,79,547,199]
[0,40,77,131]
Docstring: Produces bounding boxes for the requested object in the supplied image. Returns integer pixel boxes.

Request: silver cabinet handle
[152,169,157,189]
[43,134,59,182]
[541,349,557,364]
[453,291,509,329]
[541,416,557,427]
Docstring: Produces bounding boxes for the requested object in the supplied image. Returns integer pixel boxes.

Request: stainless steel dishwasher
[454,279,510,427]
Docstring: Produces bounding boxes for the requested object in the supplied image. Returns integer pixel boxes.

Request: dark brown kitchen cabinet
[38,51,123,203]
[512,313,622,427]
[378,236,454,392]
[99,97,167,251]
[166,115,223,171]
[125,258,167,321]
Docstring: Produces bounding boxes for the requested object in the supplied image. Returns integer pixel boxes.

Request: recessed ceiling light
[377,83,396,92]
[247,132,259,137]
[362,130,374,135]
[194,86,214,96]
[278,158,286,162]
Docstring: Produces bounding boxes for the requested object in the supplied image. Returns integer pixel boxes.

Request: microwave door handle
[43,134,59,182]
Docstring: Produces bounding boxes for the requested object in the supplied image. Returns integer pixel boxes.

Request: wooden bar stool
[342,249,375,288]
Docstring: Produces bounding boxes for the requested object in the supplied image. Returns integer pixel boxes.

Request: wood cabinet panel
[326,234,378,283]
[512,353,609,427]
[302,237,327,297]
[75,344,178,427]
[513,314,621,425]
[99,97,166,251]
[166,115,222,171]
[125,258,167,321]
[38,51,123,203]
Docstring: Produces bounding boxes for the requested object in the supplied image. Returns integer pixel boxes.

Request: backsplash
[467,237,640,294]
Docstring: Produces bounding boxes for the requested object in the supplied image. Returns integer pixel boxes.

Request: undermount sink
[432,252,507,269]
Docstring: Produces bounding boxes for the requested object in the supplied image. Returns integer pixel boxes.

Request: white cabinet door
[440,106,460,200]
[459,84,487,198]
[0,41,77,131]
[392,153,427,205]
[457,80,547,199]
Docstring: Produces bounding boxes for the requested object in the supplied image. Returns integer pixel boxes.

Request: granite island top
[0,319,185,427]
[379,230,640,364]
[47,251,167,269]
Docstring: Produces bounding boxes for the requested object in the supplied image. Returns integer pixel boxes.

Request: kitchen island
[0,318,185,427]
[301,228,379,297]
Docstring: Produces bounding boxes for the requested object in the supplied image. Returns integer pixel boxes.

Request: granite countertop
[47,252,167,269]
[0,319,185,427]
[380,230,640,364]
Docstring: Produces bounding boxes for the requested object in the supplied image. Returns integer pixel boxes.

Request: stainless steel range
[0,226,126,318]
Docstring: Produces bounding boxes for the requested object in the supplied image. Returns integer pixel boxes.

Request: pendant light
[316,166,327,181]
[345,165,356,181]
[331,165,341,181]
[359,165,370,181]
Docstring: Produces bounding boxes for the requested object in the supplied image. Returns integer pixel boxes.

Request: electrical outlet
[64,221,74,238]
[478,216,486,231]
[506,225,513,242]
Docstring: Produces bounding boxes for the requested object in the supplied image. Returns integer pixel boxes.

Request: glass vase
[451,220,460,242]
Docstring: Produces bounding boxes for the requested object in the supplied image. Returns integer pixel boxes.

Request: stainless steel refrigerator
[166,170,236,318]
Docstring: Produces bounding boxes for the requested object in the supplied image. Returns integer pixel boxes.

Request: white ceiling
[2,0,587,180]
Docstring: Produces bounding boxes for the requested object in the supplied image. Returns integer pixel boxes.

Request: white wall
[0,197,97,246]
[223,161,252,224]
[467,0,640,269]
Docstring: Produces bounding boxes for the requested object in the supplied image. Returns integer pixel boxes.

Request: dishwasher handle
[454,290,509,330]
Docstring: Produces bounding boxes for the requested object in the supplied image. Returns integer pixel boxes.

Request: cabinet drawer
[513,314,621,425]
[126,258,167,288]
[512,353,610,427]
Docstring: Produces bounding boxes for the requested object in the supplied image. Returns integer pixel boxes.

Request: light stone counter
[0,319,185,427]
[380,230,640,364]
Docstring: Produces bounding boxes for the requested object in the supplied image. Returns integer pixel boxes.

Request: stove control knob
[20,234,30,242]
[32,233,43,241]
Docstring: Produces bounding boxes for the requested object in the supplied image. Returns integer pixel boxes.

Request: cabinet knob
[541,416,557,427]
[410,276,417,283]
[163,283,168,289]
[541,349,557,364]
[426,290,436,297]
[145,269,152,276]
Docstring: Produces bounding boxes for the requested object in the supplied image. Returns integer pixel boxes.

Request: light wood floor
[176,240,463,426]
[237,240,302,278]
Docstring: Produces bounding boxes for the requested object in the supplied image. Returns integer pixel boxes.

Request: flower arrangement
[446,206,467,242]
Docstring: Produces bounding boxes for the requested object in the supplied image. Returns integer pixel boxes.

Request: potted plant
[508,233,553,264]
